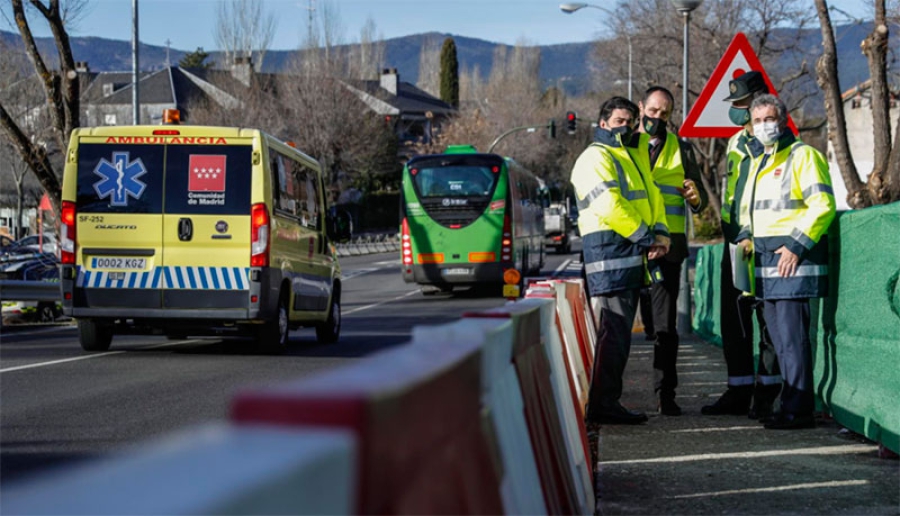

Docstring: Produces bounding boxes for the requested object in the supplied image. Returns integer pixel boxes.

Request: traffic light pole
[487,121,556,154]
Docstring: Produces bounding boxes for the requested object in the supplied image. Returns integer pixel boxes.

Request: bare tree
[815,0,899,207]
[214,0,277,71]
[417,42,577,187]
[0,0,86,215]
[417,35,442,97]
[354,16,385,80]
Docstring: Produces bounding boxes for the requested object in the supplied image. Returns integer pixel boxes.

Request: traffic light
[548,119,557,139]
[565,111,577,134]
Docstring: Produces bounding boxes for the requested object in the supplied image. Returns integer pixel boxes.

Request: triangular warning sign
[680,32,797,138]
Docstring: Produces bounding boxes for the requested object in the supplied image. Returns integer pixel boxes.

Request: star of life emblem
[93,152,148,207]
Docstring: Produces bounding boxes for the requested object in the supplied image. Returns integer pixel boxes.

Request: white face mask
[753,121,781,146]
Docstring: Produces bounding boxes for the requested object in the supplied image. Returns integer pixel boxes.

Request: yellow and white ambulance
[59,114,350,352]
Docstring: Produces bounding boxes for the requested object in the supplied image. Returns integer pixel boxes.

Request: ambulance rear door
[161,141,254,311]
[74,139,166,310]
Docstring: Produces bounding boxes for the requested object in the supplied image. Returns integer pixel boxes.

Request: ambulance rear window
[76,143,165,213]
[164,145,251,215]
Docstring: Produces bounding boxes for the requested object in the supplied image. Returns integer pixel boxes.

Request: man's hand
[647,235,670,260]
[737,238,753,260]
[648,245,666,260]
[681,179,701,207]
[775,246,800,277]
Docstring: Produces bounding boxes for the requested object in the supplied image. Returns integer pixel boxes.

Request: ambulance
[59,111,350,352]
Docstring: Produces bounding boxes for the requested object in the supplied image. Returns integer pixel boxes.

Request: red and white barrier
[231,332,504,515]
[2,424,357,515]
[412,318,548,515]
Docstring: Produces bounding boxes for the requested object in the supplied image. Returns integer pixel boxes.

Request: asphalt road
[0,247,578,487]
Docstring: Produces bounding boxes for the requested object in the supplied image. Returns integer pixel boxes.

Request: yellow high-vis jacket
[571,129,669,296]
[721,129,753,243]
[736,132,836,299]
[641,131,707,263]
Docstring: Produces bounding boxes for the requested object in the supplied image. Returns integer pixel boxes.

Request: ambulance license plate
[91,257,147,270]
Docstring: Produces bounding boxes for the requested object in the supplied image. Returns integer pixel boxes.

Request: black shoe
[764,413,815,430]
[701,387,752,416]
[750,384,782,420]
[658,397,682,416]
[748,400,775,421]
[589,405,648,425]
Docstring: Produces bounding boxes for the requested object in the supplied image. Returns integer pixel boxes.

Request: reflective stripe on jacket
[644,132,688,234]
[740,133,836,299]
[571,132,668,296]
[721,130,753,243]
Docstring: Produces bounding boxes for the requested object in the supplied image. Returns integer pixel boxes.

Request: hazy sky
[10,0,878,51]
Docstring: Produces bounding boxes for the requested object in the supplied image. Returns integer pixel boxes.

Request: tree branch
[814,0,870,208]
[0,101,61,213]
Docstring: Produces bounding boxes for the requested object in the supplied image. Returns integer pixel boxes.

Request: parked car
[18,234,58,254]
[1,235,17,254]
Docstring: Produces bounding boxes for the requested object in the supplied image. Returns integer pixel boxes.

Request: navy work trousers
[720,247,781,389]
[587,288,640,417]
[764,299,814,416]
[649,258,682,399]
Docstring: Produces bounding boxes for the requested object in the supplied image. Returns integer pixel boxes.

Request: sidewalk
[592,332,899,515]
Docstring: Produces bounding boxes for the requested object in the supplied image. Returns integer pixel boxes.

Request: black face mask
[610,125,633,144]
[642,115,667,138]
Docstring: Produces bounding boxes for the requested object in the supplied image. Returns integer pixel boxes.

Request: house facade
[826,80,899,210]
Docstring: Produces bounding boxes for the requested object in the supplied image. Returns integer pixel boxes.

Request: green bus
[400,145,544,294]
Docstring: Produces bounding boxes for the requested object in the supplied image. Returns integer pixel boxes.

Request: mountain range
[0,23,890,107]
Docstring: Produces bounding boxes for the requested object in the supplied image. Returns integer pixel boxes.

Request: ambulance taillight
[250,203,270,267]
[60,201,77,264]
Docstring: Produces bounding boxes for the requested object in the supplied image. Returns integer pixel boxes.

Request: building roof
[347,79,455,118]
[79,65,453,122]
[841,79,900,101]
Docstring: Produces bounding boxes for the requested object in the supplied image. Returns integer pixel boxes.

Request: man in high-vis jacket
[737,93,836,430]
[637,86,708,417]
[702,71,782,420]
[571,96,670,425]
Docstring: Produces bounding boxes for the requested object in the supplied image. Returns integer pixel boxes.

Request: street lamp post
[560,2,632,101]
[669,0,703,334]
[132,0,140,125]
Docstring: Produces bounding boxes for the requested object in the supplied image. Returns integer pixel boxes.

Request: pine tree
[439,38,459,108]
[179,47,215,69]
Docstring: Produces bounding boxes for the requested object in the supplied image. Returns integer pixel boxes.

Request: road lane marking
[0,325,76,337]
[599,444,877,466]
[342,260,398,281]
[0,339,206,373]
[343,289,420,315]
[672,480,870,499]
[554,259,573,276]
[670,426,763,433]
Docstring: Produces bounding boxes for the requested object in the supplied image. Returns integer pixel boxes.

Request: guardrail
[0,280,60,303]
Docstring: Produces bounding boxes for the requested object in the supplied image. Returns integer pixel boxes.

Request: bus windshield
[409,155,501,199]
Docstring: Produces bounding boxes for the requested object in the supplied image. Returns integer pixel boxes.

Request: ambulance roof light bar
[163,108,181,125]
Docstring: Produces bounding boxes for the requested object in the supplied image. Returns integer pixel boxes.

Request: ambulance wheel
[257,293,289,353]
[316,287,341,344]
[78,319,113,352]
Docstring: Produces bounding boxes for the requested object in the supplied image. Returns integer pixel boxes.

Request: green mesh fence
[692,203,900,453]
